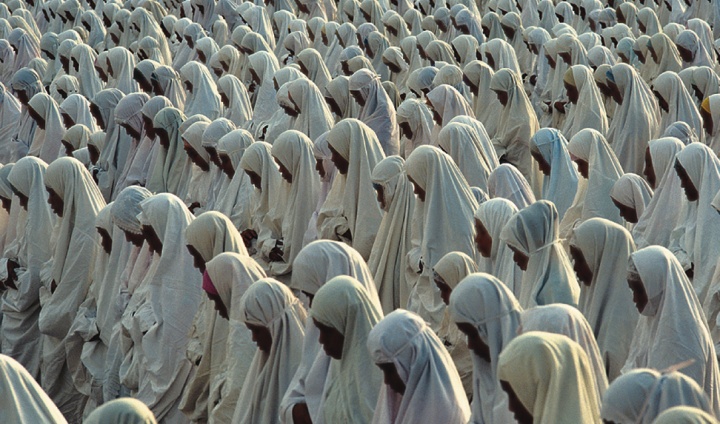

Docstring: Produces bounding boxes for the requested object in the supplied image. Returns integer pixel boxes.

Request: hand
[529,74,537,86]
[418,259,424,274]
[686,263,694,279]
[554,101,566,113]
[51,280,57,294]
[292,403,312,424]
[340,229,352,242]
[241,229,258,247]
[269,247,284,262]
[6,259,19,287]
[188,202,201,213]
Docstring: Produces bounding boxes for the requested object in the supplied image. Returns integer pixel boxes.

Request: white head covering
[286,78,334,141]
[216,74,252,127]
[322,118,385,259]
[474,198,522,295]
[605,63,661,174]
[405,145,478,327]
[501,200,580,308]
[569,218,638,381]
[395,98,434,158]
[0,354,67,424]
[234,278,307,423]
[602,368,712,424]
[530,128,579,219]
[652,71,704,142]
[562,65,608,138]
[148,107,191,197]
[675,143,720,305]
[653,406,717,424]
[632,137,685,249]
[368,309,471,424]
[349,69,400,156]
[610,173,654,222]
[565,128,624,226]
[107,47,139,94]
[437,122,492,190]
[214,129,254,231]
[85,398,157,424]
[498,331,602,424]
[180,61,222,119]
[28,92,65,163]
[623,246,720,412]
[519,304,608,406]
[487,163,536,209]
[310,276,384,423]
[426,83,475,127]
[368,156,416,312]
[449,273,522,424]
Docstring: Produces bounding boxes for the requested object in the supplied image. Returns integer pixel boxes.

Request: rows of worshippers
[3,0,720,422]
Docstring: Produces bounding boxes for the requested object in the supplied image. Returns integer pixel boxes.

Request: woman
[202,252,267,423]
[498,332,602,423]
[368,156,415,312]
[27,92,65,163]
[404,145,478,329]
[562,65,608,139]
[501,200,580,308]
[286,78,334,141]
[147,107,191,198]
[281,240,378,424]
[652,71,704,142]
[624,246,720,411]
[436,122,492,190]
[474,198,522,296]
[489,68,541,196]
[602,369,713,423]
[41,157,105,421]
[487,164,535,210]
[214,129,254,232]
[85,398,157,424]
[449,273,521,424]
[2,157,54,380]
[569,218,638,381]
[269,130,320,278]
[311,276,383,422]
[320,118,385,260]
[395,99,434,158]
[529,128,578,220]
[233,278,306,422]
[180,61,222,120]
[610,173,653,225]
[368,310,471,424]
[349,68,400,156]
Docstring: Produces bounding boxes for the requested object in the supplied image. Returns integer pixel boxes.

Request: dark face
[28,107,46,130]
[596,82,611,98]
[350,89,366,107]
[501,24,515,40]
[314,318,345,360]
[456,322,491,361]
[643,147,656,189]
[326,96,343,117]
[60,56,71,73]
[475,219,493,258]
[374,183,385,210]
[123,229,145,247]
[12,185,28,209]
[677,45,694,63]
[607,80,623,104]
[569,245,593,285]
[0,196,10,212]
[89,145,100,165]
[545,54,557,69]
[565,81,579,104]
[62,141,74,156]
[143,115,156,139]
[653,90,669,113]
[493,89,509,107]
[46,187,64,216]
[675,160,699,201]
[61,112,75,130]
[72,57,80,72]
[96,65,108,82]
[648,45,659,63]
[97,228,113,254]
[184,80,193,92]
[90,103,105,129]
[501,380,533,424]
[245,170,262,189]
[135,73,153,93]
[275,158,293,183]
[220,92,230,108]
[141,224,163,254]
[378,362,406,394]
[315,158,325,178]
[121,123,141,140]
[407,175,426,202]
[281,104,300,117]
[399,121,413,139]
[509,246,529,271]
[531,150,551,176]
[432,272,453,304]
[328,144,350,175]
[574,158,589,179]
[14,88,29,105]
[627,275,648,313]
[613,198,639,223]
[247,323,273,352]
[184,141,210,171]
[219,153,235,178]
[156,128,170,149]
[151,78,164,96]
[208,291,229,319]
[701,107,713,135]
[634,49,646,64]
[205,146,222,168]
[186,244,206,273]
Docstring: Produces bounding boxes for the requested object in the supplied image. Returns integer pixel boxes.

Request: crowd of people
[1,0,720,422]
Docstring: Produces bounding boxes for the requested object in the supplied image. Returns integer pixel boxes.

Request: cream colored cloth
[310,276,384,423]
[233,278,307,423]
[475,199,522,296]
[623,246,720,412]
[570,218,639,381]
[498,331,602,424]
[653,406,718,424]
[0,354,67,424]
[530,128,579,220]
[84,398,157,424]
[449,272,522,424]
[368,310,471,424]
[502,200,580,308]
